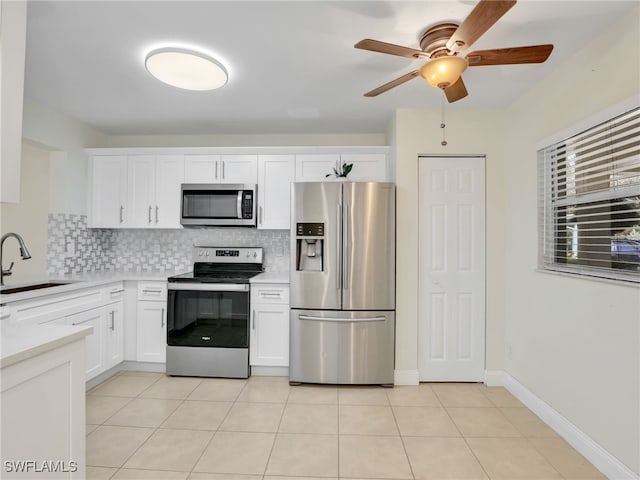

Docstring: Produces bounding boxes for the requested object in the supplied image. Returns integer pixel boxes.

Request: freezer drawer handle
[298,314,386,323]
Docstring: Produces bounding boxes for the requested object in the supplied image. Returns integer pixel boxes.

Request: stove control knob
[205,251,210,257]
[198,251,203,256]
[253,252,257,258]
[246,252,251,258]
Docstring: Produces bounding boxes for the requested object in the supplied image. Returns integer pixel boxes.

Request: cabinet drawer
[13,287,103,325]
[137,282,167,301]
[104,282,125,301]
[251,284,289,304]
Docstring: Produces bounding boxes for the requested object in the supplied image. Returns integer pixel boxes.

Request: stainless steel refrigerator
[289,182,395,386]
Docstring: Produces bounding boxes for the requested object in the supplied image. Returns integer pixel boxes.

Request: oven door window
[167,290,249,348]
[182,191,239,219]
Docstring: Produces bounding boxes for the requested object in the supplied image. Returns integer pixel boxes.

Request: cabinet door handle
[161,308,165,328]
[260,292,282,298]
[251,310,255,330]
[148,205,152,223]
[119,205,125,223]
[110,288,124,294]
[215,160,218,180]
[110,310,115,331]
[259,206,263,226]
[155,205,159,223]
[142,288,162,294]
[222,161,225,180]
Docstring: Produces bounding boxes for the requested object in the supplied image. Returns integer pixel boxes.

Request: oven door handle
[168,283,250,292]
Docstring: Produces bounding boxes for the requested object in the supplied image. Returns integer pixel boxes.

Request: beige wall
[0,142,50,280]
[22,99,109,215]
[502,7,640,475]
[393,108,506,377]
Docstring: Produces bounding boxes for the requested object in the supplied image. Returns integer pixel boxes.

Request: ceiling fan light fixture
[145,48,228,91]
[419,56,468,90]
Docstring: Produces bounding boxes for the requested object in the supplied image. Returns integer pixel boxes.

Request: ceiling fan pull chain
[440,97,448,146]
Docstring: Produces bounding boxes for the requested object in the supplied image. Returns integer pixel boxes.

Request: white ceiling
[24,1,637,136]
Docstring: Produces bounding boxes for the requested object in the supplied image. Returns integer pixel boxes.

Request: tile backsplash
[48,213,290,276]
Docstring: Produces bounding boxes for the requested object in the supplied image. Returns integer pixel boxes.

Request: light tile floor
[86,372,606,480]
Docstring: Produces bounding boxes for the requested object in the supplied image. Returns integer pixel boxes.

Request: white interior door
[418,156,485,381]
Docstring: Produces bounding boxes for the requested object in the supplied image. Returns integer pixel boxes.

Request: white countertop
[0,269,288,368]
[0,270,290,304]
[0,271,179,304]
[250,272,290,284]
[0,323,93,368]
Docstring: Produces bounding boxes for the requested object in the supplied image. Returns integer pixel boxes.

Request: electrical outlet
[274,246,284,257]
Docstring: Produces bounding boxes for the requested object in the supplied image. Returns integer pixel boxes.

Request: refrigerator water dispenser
[295,222,324,272]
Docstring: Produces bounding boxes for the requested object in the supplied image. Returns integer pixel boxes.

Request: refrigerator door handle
[336,201,342,290]
[343,200,349,290]
[298,314,386,323]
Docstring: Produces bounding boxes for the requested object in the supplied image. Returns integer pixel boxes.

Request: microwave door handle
[237,191,243,219]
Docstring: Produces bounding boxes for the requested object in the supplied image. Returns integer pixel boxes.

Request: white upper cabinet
[155,155,185,228]
[184,154,219,182]
[91,154,184,228]
[257,155,295,230]
[295,154,340,182]
[128,154,184,228]
[220,155,258,184]
[184,154,257,184]
[339,153,387,182]
[90,156,128,228]
[295,152,388,182]
[88,147,388,229]
[127,155,156,227]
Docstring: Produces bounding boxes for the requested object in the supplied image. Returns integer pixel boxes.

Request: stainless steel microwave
[180,184,257,227]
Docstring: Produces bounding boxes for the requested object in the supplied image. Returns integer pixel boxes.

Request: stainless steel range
[166,246,263,378]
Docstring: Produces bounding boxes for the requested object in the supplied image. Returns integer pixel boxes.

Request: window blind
[537,106,640,283]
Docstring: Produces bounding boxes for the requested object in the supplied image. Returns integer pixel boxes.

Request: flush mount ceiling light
[419,55,468,90]
[145,48,228,91]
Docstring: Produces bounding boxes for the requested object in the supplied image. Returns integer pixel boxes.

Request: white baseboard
[251,366,289,377]
[394,369,419,385]
[498,371,638,480]
[120,361,166,373]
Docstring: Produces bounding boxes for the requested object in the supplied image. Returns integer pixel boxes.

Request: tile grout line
[186,378,248,477]
[87,373,164,477]
[259,379,291,478]
[109,376,196,477]
[438,386,494,480]
[387,387,417,480]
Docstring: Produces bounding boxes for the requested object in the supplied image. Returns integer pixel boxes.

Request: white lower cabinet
[136,282,167,363]
[250,284,289,367]
[67,307,105,380]
[104,301,124,369]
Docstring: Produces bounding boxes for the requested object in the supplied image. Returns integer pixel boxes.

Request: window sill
[535,267,640,288]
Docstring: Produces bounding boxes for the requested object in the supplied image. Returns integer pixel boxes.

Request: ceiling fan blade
[364,70,420,97]
[355,39,428,60]
[446,0,517,53]
[444,77,468,103]
[466,44,554,66]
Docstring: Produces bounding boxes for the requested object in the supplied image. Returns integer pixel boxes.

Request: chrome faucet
[1,233,32,285]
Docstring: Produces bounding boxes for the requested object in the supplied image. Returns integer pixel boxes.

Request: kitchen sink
[0,281,72,295]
